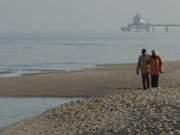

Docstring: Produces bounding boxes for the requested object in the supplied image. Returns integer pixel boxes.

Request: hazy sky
[0,0,179,32]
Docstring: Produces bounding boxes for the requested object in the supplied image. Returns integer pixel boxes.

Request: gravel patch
[1,88,180,135]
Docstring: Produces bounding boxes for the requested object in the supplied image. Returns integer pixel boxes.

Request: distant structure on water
[121,14,180,32]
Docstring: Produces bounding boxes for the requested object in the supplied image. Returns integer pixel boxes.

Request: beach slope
[1,88,180,135]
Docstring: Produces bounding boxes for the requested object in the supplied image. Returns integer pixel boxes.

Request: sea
[0,31,179,77]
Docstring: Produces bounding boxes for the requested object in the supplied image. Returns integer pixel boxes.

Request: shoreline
[0,60,179,97]
[0,61,180,134]
[0,64,98,78]
[0,60,178,77]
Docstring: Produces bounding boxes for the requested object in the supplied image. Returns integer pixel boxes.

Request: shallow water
[0,98,79,128]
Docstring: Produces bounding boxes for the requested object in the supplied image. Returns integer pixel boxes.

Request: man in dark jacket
[136,49,151,89]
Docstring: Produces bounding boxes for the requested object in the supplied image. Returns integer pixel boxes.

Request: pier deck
[122,24,180,32]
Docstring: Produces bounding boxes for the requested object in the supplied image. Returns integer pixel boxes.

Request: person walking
[150,50,163,88]
[136,49,151,89]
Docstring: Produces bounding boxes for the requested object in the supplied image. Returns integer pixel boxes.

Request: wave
[0,63,96,77]
[0,71,43,77]
[63,43,103,46]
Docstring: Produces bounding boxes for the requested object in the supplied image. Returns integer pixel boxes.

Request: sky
[0,0,179,32]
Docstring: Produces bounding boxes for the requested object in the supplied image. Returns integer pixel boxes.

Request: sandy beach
[0,61,180,134]
[0,61,179,97]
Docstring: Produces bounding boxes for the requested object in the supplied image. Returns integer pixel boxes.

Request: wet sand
[0,61,179,97]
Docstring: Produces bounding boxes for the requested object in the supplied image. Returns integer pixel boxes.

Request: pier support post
[127,24,131,31]
[145,26,150,32]
[152,27,155,32]
[165,26,169,32]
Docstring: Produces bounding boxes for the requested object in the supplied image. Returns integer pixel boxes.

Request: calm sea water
[0,31,179,76]
[0,98,79,129]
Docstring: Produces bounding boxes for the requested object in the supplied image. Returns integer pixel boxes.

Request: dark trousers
[142,73,150,89]
[151,75,159,88]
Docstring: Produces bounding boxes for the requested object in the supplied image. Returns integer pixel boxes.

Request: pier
[122,14,180,32]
